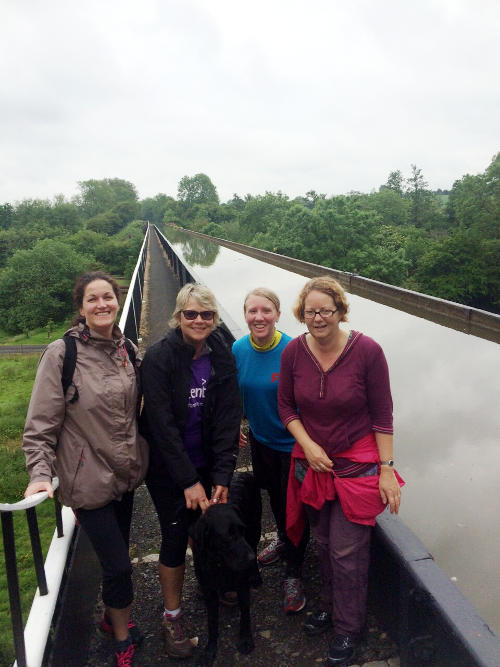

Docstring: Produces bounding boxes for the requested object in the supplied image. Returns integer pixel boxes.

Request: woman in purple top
[140,283,241,659]
[278,276,402,666]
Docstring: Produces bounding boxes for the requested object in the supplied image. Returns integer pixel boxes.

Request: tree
[0,239,91,332]
[405,165,445,229]
[366,188,410,226]
[0,203,14,230]
[140,194,177,223]
[447,153,500,238]
[77,179,138,218]
[86,211,121,235]
[414,231,499,311]
[384,170,404,196]
[177,174,219,209]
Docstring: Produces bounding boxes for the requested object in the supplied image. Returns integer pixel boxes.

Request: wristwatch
[380,459,394,467]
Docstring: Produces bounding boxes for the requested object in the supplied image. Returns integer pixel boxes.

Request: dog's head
[192,504,256,573]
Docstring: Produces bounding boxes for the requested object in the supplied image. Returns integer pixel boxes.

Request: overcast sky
[1,0,499,205]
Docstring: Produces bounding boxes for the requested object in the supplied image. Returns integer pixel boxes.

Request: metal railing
[119,223,149,342]
[0,224,150,667]
[0,479,75,667]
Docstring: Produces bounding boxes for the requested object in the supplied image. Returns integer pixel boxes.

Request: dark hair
[72,271,121,325]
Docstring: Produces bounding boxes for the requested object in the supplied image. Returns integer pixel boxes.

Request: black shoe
[303,609,331,636]
[326,634,357,665]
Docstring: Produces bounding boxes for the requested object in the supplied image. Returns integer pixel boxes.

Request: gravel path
[85,233,399,666]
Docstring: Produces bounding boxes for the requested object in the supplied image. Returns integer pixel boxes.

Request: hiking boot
[303,609,332,636]
[114,637,135,666]
[98,614,144,646]
[326,634,357,665]
[283,577,306,614]
[163,612,195,658]
[258,537,285,566]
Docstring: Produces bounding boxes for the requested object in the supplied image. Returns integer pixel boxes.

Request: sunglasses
[181,310,215,321]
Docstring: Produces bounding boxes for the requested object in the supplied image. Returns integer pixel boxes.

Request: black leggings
[146,469,212,568]
[250,431,309,577]
[74,492,134,609]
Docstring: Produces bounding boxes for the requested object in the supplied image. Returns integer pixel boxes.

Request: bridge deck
[84,232,399,666]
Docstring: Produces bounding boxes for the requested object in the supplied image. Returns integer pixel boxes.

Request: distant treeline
[0,156,498,335]
[0,179,146,334]
[145,156,498,314]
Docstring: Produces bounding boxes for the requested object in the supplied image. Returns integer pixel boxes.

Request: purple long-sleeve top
[278,331,393,457]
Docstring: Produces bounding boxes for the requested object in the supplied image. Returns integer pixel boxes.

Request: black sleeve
[207,339,242,488]
[140,343,198,490]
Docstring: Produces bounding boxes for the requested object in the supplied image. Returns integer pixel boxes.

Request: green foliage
[175,160,498,313]
[77,178,138,219]
[141,193,177,224]
[0,320,70,344]
[177,173,219,209]
[0,239,91,333]
[0,203,14,230]
[415,231,500,310]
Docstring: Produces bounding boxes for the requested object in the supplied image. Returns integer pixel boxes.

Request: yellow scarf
[249,329,282,352]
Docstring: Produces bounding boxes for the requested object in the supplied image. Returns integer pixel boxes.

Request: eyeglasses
[181,310,215,321]
[304,308,338,320]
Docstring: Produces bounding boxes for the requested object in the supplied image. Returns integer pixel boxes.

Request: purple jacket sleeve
[364,340,393,434]
[278,338,300,427]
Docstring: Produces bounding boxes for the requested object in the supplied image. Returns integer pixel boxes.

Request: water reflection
[165,228,500,634]
[164,226,220,267]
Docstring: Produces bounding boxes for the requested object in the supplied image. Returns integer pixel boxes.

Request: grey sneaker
[283,577,306,614]
[162,612,195,658]
[258,537,285,566]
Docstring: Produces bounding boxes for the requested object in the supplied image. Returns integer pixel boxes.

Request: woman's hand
[303,442,333,473]
[211,485,228,504]
[184,482,210,513]
[24,481,54,499]
[239,429,247,448]
[379,468,401,514]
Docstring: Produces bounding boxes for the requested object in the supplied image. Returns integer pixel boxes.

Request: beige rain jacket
[23,324,149,510]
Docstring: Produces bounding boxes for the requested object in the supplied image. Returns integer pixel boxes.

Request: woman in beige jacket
[23,271,148,667]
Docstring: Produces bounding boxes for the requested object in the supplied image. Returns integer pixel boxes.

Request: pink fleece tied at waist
[286,433,405,546]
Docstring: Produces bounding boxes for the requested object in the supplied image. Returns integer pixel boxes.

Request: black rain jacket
[140,326,241,492]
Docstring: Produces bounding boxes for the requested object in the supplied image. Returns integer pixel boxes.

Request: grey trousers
[306,498,372,636]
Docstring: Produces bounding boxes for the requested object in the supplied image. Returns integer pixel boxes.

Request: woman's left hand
[379,468,401,514]
[211,485,228,504]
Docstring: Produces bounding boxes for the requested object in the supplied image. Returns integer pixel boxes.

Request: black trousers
[75,491,134,609]
[146,468,212,568]
[250,431,309,577]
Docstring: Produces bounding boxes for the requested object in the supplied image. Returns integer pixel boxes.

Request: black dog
[192,471,262,666]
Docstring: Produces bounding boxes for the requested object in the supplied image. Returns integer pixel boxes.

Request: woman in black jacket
[140,283,241,659]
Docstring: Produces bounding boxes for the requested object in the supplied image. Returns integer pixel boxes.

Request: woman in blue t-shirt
[141,283,241,659]
[232,287,309,615]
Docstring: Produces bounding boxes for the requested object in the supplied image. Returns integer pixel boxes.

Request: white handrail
[12,506,76,667]
[0,478,59,513]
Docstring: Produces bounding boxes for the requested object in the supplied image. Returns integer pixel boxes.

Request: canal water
[164,228,500,634]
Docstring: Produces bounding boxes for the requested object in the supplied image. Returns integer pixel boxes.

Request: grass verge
[0,319,71,345]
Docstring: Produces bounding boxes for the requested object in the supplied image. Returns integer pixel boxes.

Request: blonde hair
[243,287,280,314]
[293,276,349,323]
[169,283,220,328]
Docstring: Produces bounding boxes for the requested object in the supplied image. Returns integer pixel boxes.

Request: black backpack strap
[61,335,79,403]
[124,338,136,366]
